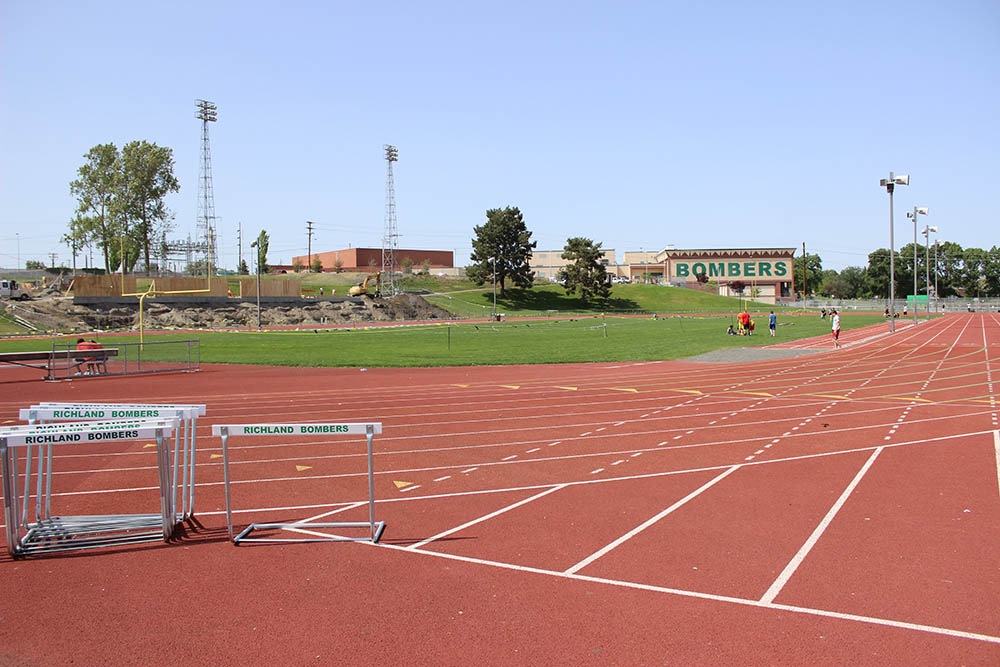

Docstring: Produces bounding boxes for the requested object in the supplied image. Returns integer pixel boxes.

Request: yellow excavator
[349,271,382,297]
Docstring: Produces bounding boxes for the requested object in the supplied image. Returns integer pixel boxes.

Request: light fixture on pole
[933,239,942,313]
[250,240,262,331]
[906,206,928,326]
[921,223,937,320]
[879,172,909,332]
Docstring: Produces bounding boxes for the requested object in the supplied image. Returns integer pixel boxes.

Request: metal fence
[48,339,200,380]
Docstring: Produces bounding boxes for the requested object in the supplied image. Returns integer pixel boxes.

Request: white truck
[0,279,30,300]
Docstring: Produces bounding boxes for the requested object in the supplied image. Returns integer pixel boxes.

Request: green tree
[62,215,92,272]
[292,259,304,273]
[69,143,121,272]
[401,257,414,274]
[25,260,45,270]
[311,257,323,273]
[237,258,250,275]
[838,266,867,299]
[798,253,823,296]
[255,230,270,274]
[933,241,964,297]
[117,141,180,274]
[557,237,611,303]
[467,206,536,297]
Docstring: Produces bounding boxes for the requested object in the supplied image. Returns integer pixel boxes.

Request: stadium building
[623,247,797,304]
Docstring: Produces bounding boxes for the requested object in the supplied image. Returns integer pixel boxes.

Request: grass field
[0,313,884,367]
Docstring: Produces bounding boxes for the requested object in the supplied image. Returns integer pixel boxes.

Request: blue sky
[2,1,997,272]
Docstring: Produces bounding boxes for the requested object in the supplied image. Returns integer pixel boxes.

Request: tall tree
[255,230,270,274]
[468,206,536,297]
[118,140,180,273]
[558,237,611,303]
[69,143,120,272]
[798,253,823,296]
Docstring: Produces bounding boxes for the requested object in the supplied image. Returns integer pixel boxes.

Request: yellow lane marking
[295,465,312,472]
[2,420,15,424]
[210,454,223,459]
[885,396,932,403]
[609,388,639,393]
[143,443,157,448]
[555,386,578,391]
[393,480,414,489]
[451,384,469,388]
[735,391,774,397]
[667,389,703,395]
[808,394,850,400]
[500,385,520,389]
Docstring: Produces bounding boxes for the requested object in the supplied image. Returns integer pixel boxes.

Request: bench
[0,349,119,380]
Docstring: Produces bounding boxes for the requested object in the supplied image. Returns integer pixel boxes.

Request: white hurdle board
[211,422,385,545]
[22,403,206,524]
[0,418,179,558]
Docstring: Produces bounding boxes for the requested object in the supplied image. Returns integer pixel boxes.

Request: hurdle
[211,422,386,545]
[0,418,179,558]
[21,403,207,524]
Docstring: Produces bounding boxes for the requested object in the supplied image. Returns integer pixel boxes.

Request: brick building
[294,248,454,273]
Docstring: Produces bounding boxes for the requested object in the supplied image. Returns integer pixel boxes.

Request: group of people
[726,308,840,348]
[74,338,104,375]
[728,310,778,337]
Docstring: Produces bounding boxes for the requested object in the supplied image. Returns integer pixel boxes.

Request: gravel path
[682,346,820,363]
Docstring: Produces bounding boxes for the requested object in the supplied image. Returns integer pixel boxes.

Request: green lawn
[0,313,884,368]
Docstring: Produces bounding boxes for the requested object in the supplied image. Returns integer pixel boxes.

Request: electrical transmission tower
[196,99,218,275]
[381,144,399,297]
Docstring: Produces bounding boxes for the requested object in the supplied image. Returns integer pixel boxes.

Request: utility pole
[49,253,57,268]
[307,220,314,271]
[382,145,399,296]
[237,223,243,272]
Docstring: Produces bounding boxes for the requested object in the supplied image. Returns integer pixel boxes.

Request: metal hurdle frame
[0,418,179,558]
[25,403,207,524]
[211,422,386,545]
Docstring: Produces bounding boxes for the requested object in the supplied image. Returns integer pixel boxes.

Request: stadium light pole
[933,239,942,313]
[906,206,928,326]
[880,172,909,332]
[250,240,262,331]
[922,224,937,320]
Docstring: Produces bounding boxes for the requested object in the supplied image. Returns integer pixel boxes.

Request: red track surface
[1,313,999,664]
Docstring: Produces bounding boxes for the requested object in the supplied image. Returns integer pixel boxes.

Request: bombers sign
[674,260,791,279]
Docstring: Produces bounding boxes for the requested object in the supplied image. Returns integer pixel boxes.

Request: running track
[1,313,998,664]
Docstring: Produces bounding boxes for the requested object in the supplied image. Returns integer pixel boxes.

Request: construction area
[1,274,451,334]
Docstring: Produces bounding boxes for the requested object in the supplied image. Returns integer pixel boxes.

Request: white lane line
[548,441,562,447]
[502,454,518,461]
[994,430,1000,500]
[461,467,478,474]
[595,427,606,432]
[744,455,755,461]
[754,449,765,455]
[759,447,884,604]
[611,459,625,466]
[407,484,567,550]
[590,468,605,474]
[400,484,421,493]
[657,441,668,446]
[433,475,451,482]
[580,431,592,436]
[298,501,367,524]
[526,448,540,453]
[631,452,642,458]
[614,421,625,426]
[564,465,742,575]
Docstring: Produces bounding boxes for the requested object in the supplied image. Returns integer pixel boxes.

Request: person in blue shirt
[768,311,777,337]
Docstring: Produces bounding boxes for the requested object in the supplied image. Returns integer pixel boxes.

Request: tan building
[531,248,616,281]
[623,247,797,304]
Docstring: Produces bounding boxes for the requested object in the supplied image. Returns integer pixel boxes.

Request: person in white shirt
[831,309,841,349]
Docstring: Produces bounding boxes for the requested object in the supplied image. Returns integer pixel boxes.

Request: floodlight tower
[381,144,399,297]
[196,99,219,275]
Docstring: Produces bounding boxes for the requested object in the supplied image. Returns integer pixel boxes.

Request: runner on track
[831,309,841,349]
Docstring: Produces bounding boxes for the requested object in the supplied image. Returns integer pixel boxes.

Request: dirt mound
[4,293,453,332]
